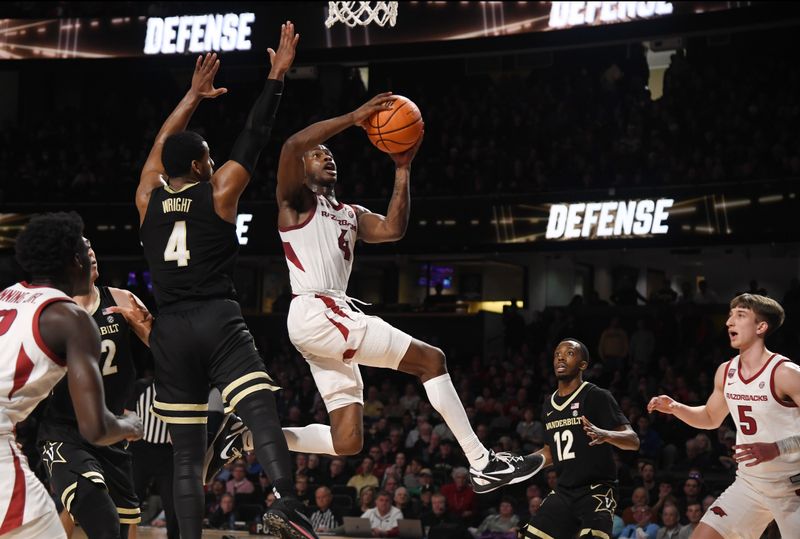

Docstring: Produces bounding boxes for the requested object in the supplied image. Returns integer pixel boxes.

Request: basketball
[365,95,423,154]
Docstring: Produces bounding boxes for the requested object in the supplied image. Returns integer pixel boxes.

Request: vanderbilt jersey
[0,283,73,434]
[542,382,629,488]
[38,286,136,447]
[278,195,359,295]
[723,354,800,482]
[140,181,238,308]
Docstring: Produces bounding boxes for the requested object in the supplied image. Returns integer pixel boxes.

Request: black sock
[168,423,206,539]
[70,475,122,539]
[234,390,293,496]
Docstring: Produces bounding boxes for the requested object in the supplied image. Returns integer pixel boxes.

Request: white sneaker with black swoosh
[469,450,545,494]
[202,413,247,485]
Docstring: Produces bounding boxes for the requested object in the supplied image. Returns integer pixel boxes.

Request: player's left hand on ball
[581,415,608,446]
[732,442,780,466]
[390,128,424,168]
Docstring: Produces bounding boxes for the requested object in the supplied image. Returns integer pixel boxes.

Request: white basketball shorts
[700,474,800,539]
[287,294,413,412]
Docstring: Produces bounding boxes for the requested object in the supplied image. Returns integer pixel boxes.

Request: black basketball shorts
[40,440,140,525]
[149,298,279,425]
[519,483,617,539]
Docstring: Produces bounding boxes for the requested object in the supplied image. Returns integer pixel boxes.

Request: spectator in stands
[516,407,544,451]
[383,451,407,485]
[383,475,400,497]
[205,479,226,515]
[364,386,385,419]
[695,280,720,304]
[650,279,678,305]
[650,481,678,522]
[310,486,343,534]
[472,496,519,538]
[326,457,350,487]
[402,457,424,491]
[678,502,702,538]
[393,487,421,519]
[598,316,630,372]
[634,461,658,503]
[656,504,681,539]
[295,474,313,506]
[406,416,431,449]
[294,453,309,478]
[676,476,703,515]
[422,493,469,539]
[545,469,558,492]
[636,416,663,461]
[701,495,716,514]
[244,451,262,480]
[306,453,323,485]
[254,472,272,500]
[629,319,655,366]
[622,487,649,524]
[519,496,542,523]
[348,456,380,493]
[369,445,389,479]
[419,484,434,515]
[362,490,403,537]
[400,383,421,413]
[441,467,476,522]
[620,504,658,539]
[208,493,239,530]
[355,486,377,517]
[226,462,255,496]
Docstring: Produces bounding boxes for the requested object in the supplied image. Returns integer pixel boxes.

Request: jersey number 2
[101,339,118,376]
[164,221,191,267]
[338,229,351,261]
[554,430,576,461]
[737,405,757,435]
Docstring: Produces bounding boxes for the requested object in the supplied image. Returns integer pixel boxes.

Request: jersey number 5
[737,405,757,435]
[554,430,576,461]
[338,229,351,261]
[164,221,191,267]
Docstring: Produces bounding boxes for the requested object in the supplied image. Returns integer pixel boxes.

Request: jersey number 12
[554,430,576,461]
[164,221,191,267]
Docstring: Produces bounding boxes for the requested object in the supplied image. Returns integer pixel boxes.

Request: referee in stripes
[131,379,178,539]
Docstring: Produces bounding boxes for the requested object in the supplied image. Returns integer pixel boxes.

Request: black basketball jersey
[542,381,629,488]
[140,181,238,308]
[38,286,136,445]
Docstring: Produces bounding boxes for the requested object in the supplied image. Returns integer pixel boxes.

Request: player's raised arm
[39,302,142,445]
[647,362,730,429]
[136,52,227,222]
[277,93,394,206]
[212,21,298,220]
[354,133,423,243]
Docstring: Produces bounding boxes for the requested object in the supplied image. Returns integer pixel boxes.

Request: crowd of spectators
[116,278,798,538]
[1,28,798,205]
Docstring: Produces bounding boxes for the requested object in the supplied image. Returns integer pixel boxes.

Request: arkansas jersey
[0,282,74,534]
[279,195,360,294]
[723,354,800,482]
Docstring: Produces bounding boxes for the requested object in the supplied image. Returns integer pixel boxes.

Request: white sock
[423,373,489,470]
[282,424,337,455]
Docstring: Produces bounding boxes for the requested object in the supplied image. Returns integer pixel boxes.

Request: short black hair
[162,131,206,178]
[15,212,84,279]
[559,337,591,364]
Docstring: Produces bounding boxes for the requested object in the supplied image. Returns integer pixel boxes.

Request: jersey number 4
[554,430,576,461]
[164,221,191,267]
[338,229,351,261]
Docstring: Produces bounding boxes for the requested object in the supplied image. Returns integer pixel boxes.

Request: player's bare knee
[332,434,363,455]
[424,346,447,377]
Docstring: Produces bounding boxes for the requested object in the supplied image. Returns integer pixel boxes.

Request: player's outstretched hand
[581,416,610,446]
[268,21,299,77]
[352,92,395,127]
[390,128,424,168]
[189,52,227,99]
[105,292,154,345]
[733,442,780,467]
[647,395,677,414]
[121,410,143,442]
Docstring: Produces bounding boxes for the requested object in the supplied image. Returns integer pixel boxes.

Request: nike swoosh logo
[221,436,240,459]
[727,382,736,386]
[546,411,554,416]
[475,462,516,480]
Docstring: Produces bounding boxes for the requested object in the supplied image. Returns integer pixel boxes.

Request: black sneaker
[202,413,247,485]
[262,496,319,539]
[469,450,545,494]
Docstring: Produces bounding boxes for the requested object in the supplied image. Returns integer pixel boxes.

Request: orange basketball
[365,95,423,153]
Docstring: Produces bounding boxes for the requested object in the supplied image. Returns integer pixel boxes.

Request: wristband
[776,435,800,455]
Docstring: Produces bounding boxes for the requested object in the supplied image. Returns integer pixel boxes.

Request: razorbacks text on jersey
[0,282,74,534]
[279,195,360,294]
[38,286,135,449]
[722,354,800,482]
[140,181,239,308]
[542,381,629,488]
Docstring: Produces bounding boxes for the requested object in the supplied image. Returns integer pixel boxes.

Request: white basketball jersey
[279,195,360,295]
[0,282,72,435]
[723,354,800,482]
